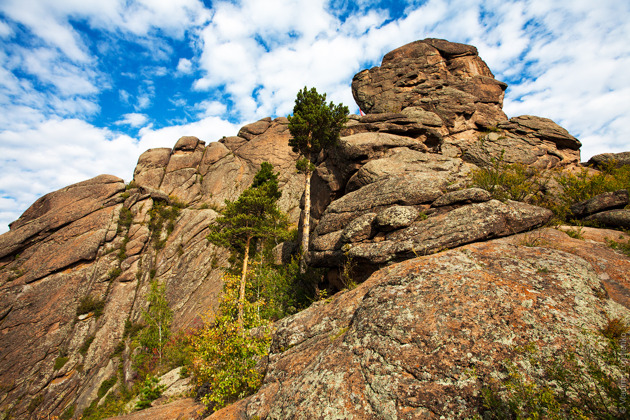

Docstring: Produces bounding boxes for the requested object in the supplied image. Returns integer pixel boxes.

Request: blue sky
[1,0,629,233]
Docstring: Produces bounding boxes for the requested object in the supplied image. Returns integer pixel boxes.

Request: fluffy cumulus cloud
[0,0,629,233]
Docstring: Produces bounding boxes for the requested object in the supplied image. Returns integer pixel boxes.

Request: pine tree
[207,162,287,331]
[288,87,348,271]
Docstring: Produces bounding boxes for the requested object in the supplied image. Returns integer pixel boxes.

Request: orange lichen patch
[47,322,60,334]
[51,369,75,386]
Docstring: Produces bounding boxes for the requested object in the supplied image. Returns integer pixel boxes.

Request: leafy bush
[117,207,134,233]
[148,201,181,248]
[191,274,271,412]
[470,152,547,204]
[551,162,630,222]
[471,155,630,224]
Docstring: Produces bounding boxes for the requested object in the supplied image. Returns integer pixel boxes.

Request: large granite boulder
[352,38,508,134]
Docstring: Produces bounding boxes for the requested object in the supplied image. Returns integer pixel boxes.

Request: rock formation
[0,38,628,419]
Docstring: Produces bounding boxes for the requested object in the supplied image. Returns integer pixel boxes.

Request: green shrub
[79,335,95,355]
[54,356,69,370]
[107,267,122,280]
[117,207,133,233]
[123,320,143,338]
[135,376,165,410]
[606,236,630,257]
[77,295,106,317]
[552,162,630,222]
[564,226,584,240]
[470,152,546,203]
[97,376,118,399]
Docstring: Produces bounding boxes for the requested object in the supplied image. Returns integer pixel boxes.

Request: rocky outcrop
[1,37,626,419]
[458,115,581,168]
[588,151,630,169]
[352,38,508,134]
[567,190,630,229]
[209,228,630,419]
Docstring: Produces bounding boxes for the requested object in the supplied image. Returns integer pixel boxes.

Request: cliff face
[0,38,629,419]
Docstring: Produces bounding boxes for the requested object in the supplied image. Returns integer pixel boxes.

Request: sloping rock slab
[313,200,552,266]
[1,175,124,259]
[315,174,447,236]
[209,238,628,419]
[107,398,205,420]
[588,151,630,169]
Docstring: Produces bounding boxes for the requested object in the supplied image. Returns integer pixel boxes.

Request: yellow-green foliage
[471,155,630,224]
[191,274,271,411]
[470,154,546,203]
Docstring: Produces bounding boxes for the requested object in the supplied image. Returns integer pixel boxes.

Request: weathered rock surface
[209,230,630,419]
[585,209,630,229]
[2,37,625,419]
[109,398,205,420]
[457,116,581,169]
[0,118,304,418]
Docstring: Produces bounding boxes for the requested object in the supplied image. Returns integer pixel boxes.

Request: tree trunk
[300,155,311,273]
[238,235,251,332]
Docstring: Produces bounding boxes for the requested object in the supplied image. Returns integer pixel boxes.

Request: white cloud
[0,20,13,38]
[116,113,149,127]
[1,0,630,235]
[137,116,240,151]
[176,58,193,75]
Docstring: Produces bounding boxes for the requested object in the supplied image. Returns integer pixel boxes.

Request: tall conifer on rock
[288,87,348,270]
[207,162,286,331]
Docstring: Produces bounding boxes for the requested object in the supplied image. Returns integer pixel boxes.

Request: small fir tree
[288,87,348,271]
[207,162,287,331]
